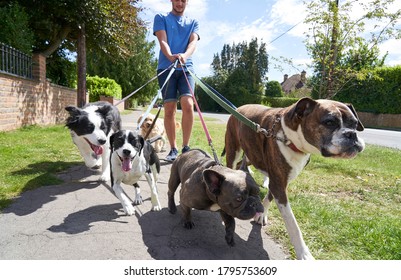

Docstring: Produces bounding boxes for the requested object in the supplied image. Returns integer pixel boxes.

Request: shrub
[334,66,401,114]
[265,80,284,97]
[262,97,299,108]
[86,75,122,102]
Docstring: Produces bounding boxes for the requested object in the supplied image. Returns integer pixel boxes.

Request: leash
[181,64,221,165]
[115,61,176,107]
[136,60,178,131]
[185,67,294,146]
[143,106,162,140]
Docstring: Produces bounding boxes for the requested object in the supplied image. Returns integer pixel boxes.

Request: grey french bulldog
[167,149,264,246]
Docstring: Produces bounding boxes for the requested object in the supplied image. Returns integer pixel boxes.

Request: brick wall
[0,73,76,131]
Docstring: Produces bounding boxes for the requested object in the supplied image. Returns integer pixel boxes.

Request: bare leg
[164,101,177,149]
[179,96,194,147]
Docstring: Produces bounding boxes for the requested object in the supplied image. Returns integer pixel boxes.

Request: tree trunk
[327,0,339,99]
[77,24,87,107]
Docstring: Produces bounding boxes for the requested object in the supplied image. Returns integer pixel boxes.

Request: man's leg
[163,101,178,150]
[180,95,194,148]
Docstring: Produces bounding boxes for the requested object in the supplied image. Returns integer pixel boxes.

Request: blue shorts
[157,69,195,103]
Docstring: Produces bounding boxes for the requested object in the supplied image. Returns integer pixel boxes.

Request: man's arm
[155,30,177,63]
[179,32,199,64]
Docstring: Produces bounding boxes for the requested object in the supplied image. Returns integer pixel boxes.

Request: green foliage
[87,31,158,107]
[334,65,401,114]
[86,75,122,102]
[46,48,77,88]
[304,0,401,99]
[202,38,268,111]
[0,2,34,54]
[265,80,284,97]
[261,97,299,108]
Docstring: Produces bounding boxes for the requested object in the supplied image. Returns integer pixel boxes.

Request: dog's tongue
[122,157,132,172]
[92,145,103,156]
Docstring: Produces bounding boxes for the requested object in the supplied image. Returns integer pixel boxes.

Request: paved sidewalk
[0,109,288,260]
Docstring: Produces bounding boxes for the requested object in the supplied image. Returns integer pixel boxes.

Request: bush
[86,75,122,102]
[265,80,284,97]
[261,97,299,108]
[334,66,401,114]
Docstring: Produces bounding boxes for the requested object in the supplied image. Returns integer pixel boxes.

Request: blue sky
[138,0,401,83]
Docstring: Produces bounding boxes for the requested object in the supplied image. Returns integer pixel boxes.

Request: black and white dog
[65,101,121,181]
[110,130,162,215]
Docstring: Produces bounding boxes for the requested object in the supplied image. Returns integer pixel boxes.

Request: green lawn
[0,113,400,260]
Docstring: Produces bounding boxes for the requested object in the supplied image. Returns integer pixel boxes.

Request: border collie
[110,130,161,215]
[65,101,121,181]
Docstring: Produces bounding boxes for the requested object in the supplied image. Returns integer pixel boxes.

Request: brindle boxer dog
[223,97,365,259]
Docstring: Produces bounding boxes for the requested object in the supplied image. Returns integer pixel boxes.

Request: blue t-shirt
[153,12,199,71]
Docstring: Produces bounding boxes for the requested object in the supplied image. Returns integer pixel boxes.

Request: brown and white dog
[137,113,181,153]
[223,97,365,259]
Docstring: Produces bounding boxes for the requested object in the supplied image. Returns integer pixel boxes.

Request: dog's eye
[322,118,338,128]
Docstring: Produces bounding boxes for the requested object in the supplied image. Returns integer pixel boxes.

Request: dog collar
[287,142,305,154]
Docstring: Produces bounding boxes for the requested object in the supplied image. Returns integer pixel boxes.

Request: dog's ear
[96,104,111,118]
[138,134,145,155]
[346,103,364,131]
[65,106,81,116]
[293,97,317,119]
[109,132,117,151]
[286,97,317,129]
[203,169,225,196]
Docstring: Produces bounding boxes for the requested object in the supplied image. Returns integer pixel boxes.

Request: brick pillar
[32,53,46,82]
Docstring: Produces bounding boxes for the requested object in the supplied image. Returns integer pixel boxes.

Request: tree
[304,0,401,99]
[7,0,146,106]
[87,31,159,107]
[0,2,34,54]
[208,38,269,108]
[265,81,284,97]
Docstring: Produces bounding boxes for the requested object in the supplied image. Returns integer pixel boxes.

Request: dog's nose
[123,149,131,156]
[343,130,357,141]
[98,139,106,145]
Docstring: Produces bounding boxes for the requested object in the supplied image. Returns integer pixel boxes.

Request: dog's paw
[134,195,143,205]
[225,235,235,247]
[123,204,136,216]
[168,198,177,214]
[151,204,162,211]
[184,221,195,229]
[99,173,110,182]
[254,213,268,226]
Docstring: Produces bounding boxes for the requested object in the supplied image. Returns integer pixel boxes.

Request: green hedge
[87,75,122,102]
[334,66,401,114]
[261,96,299,108]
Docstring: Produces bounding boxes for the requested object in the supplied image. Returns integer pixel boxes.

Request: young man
[153,0,200,161]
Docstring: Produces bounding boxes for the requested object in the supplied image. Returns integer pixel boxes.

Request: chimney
[301,70,306,83]
[283,74,288,82]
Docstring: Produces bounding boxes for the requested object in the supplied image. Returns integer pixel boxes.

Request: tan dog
[137,113,181,153]
[223,97,365,259]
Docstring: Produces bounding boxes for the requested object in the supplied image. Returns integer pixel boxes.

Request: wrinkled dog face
[313,101,365,158]
[203,167,264,220]
[111,130,144,172]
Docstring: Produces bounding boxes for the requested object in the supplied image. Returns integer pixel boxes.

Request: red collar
[288,142,305,154]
